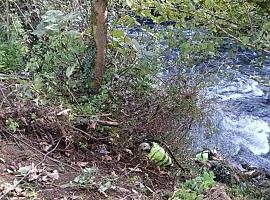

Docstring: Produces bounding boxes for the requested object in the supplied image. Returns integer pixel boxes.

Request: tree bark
[90,0,108,94]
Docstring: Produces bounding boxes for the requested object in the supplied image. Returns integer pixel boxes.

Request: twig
[0,73,29,80]
[0,86,11,107]
[37,137,63,166]
[76,113,112,118]
[118,162,169,178]
[0,166,48,199]
[11,1,35,31]
[172,5,270,53]
[0,168,32,199]
[71,125,109,140]
[215,24,270,54]
[93,119,119,127]
[111,162,142,181]
[71,125,98,140]
[78,117,120,127]
[65,85,83,112]
[0,136,66,199]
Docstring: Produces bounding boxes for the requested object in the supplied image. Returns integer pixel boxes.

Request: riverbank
[0,76,268,200]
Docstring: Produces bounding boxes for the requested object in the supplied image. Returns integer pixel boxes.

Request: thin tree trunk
[90,0,107,94]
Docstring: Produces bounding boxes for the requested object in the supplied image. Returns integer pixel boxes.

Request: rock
[204,187,232,200]
[241,163,256,171]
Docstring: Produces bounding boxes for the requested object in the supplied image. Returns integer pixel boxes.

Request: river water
[127,24,270,171]
[193,47,270,171]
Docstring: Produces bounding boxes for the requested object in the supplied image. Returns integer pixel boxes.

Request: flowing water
[159,37,270,171]
[127,23,270,171]
[193,47,270,171]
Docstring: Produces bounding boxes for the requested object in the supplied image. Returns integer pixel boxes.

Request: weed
[71,167,97,188]
[21,183,38,200]
[78,141,88,151]
[5,118,20,133]
[170,169,215,200]
[228,183,263,200]
[99,178,112,193]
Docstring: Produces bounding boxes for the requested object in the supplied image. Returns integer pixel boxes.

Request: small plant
[99,178,112,193]
[20,182,38,200]
[169,169,215,200]
[196,151,209,165]
[71,167,97,188]
[5,118,20,133]
[78,141,88,151]
[31,113,38,122]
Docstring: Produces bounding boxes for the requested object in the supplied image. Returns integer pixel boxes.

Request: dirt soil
[0,127,176,200]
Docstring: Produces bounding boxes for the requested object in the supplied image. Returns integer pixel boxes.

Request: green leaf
[33,76,43,91]
[263,22,270,31]
[66,64,76,78]
[125,0,132,8]
[112,29,125,38]
[44,24,60,31]
[241,36,249,45]
[99,180,112,192]
[205,0,214,8]
[131,39,141,52]
[18,166,31,176]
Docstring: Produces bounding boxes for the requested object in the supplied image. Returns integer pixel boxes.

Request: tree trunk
[90,0,108,94]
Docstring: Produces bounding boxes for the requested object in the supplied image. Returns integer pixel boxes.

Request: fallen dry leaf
[124,148,133,155]
[41,175,48,182]
[40,141,52,152]
[111,186,130,193]
[89,121,97,129]
[117,154,121,161]
[0,112,4,118]
[128,167,142,172]
[0,183,14,194]
[76,162,89,167]
[14,187,26,197]
[28,172,39,181]
[111,171,117,177]
[20,117,28,125]
[46,170,59,180]
[0,157,5,163]
[103,155,112,161]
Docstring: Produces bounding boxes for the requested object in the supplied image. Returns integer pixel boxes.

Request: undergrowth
[170,169,215,200]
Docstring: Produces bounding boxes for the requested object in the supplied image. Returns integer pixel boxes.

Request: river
[193,46,270,171]
[127,23,270,171]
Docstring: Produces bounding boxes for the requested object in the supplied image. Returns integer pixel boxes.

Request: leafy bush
[170,170,215,200]
[0,15,28,71]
